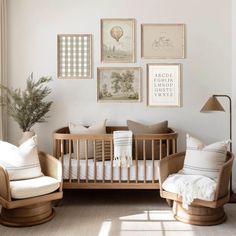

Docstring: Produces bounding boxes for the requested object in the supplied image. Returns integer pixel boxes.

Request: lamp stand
[212,95,235,203]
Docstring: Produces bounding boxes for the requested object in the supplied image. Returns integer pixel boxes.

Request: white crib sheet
[61,154,160,181]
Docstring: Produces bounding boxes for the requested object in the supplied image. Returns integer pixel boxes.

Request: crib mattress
[61,154,160,181]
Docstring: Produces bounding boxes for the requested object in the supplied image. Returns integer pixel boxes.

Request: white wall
[7,0,232,158]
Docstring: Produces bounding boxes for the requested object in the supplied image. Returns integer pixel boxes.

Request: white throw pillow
[181,134,230,180]
[69,120,107,159]
[0,136,43,180]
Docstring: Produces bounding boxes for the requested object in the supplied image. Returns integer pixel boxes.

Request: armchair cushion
[181,134,230,180]
[162,173,217,209]
[0,136,42,180]
[10,176,60,199]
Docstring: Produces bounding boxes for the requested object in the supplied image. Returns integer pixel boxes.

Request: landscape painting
[101,19,135,63]
[97,67,141,102]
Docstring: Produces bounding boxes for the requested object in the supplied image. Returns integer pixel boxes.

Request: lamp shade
[200,96,225,112]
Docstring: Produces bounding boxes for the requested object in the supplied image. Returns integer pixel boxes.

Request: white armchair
[159,151,234,225]
[0,151,63,227]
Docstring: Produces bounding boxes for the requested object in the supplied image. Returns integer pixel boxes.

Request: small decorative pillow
[0,136,43,180]
[181,134,230,180]
[69,120,107,159]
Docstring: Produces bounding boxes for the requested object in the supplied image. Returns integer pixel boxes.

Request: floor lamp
[200,94,236,203]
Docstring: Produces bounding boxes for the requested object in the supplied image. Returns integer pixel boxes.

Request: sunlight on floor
[118,210,194,236]
[120,210,176,221]
[98,220,112,236]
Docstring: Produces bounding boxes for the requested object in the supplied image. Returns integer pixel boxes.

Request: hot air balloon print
[101,19,135,62]
[110,26,124,42]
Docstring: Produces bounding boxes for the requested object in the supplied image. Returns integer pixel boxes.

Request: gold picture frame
[57,34,92,79]
[141,24,185,59]
[101,18,135,63]
[147,64,182,107]
[97,67,141,102]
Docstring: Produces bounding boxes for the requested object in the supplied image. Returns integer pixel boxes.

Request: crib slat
[167,139,170,156]
[152,140,155,183]
[69,140,72,183]
[128,166,130,183]
[172,139,176,153]
[93,141,96,183]
[111,140,113,183]
[135,140,138,183]
[85,140,88,183]
[102,140,105,183]
[60,141,64,180]
[119,163,121,183]
[143,140,146,183]
[77,140,80,183]
[159,139,163,160]
[128,141,130,183]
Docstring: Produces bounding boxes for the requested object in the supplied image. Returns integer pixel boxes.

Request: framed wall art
[101,18,135,63]
[97,67,141,102]
[147,64,181,107]
[141,24,185,59]
[57,34,92,79]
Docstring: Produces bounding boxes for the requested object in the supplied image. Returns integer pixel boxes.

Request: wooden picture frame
[147,64,181,107]
[101,19,135,63]
[97,67,141,102]
[141,24,185,59]
[57,34,92,79]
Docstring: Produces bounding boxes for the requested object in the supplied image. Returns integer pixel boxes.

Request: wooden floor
[1,189,236,236]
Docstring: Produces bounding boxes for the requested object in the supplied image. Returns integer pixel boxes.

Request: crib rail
[53,127,178,189]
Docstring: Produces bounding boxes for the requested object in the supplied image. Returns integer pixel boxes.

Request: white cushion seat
[10,176,60,199]
[162,173,217,208]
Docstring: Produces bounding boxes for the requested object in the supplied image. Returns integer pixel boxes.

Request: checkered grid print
[58,34,92,79]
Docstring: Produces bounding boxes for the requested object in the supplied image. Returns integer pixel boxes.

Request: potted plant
[0,73,53,143]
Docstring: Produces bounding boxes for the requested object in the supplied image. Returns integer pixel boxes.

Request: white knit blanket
[113,131,133,168]
[162,173,217,209]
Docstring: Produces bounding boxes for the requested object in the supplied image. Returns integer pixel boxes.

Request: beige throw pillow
[127,120,169,159]
[0,136,43,180]
[181,134,230,180]
[69,120,107,159]
[127,120,169,134]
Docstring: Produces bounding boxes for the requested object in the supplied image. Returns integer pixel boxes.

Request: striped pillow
[181,134,230,180]
[95,140,112,161]
[0,136,43,180]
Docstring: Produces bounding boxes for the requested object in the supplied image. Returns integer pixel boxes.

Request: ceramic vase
[19,130,35,145]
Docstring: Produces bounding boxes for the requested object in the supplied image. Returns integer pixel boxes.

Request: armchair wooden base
[173,201,226,226]
[0,202,55,227]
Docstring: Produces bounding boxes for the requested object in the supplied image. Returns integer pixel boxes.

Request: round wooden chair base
[173,201,226,226]
[0,201,55,227]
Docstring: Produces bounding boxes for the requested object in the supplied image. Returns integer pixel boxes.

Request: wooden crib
[53,126,178,189]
